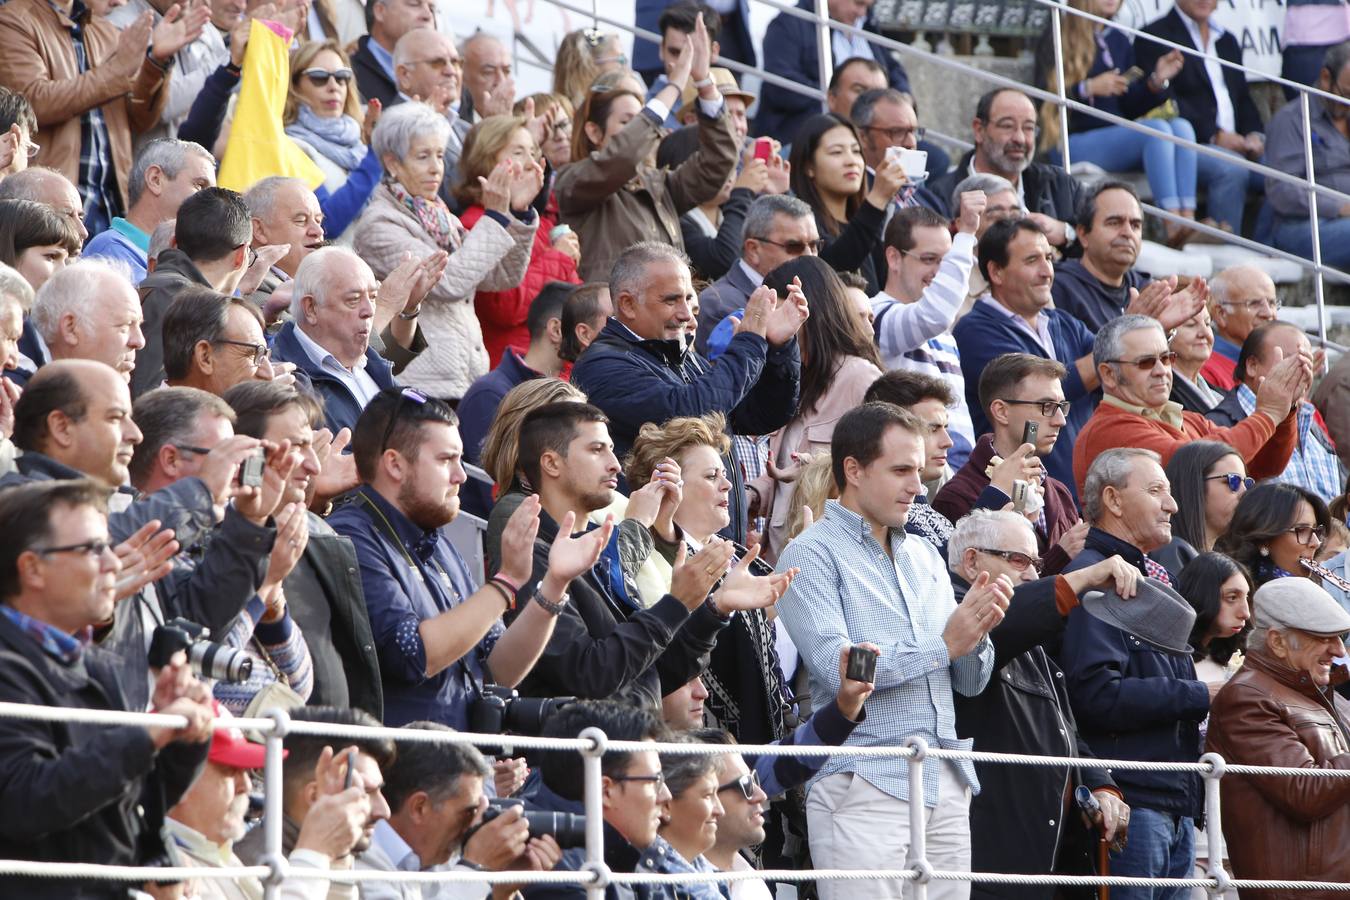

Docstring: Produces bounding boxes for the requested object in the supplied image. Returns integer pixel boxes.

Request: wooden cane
[1099,836,1110,900]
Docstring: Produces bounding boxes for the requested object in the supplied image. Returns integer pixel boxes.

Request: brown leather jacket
[0,0,169,211]
[1205,648,1350,900]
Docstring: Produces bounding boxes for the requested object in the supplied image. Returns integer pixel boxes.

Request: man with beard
[929,89,1083,253]
[166,705,377,900]
[1072,314,1306,495]
[327,387,617,729]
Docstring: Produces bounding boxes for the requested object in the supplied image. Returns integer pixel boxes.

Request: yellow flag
[218,19,326,192]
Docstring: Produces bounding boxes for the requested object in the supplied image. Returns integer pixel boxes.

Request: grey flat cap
[1252,578,1350,637]
[1081,578,1196,655]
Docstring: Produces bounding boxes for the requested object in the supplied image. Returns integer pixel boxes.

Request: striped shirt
[1235,385,1344,501]
[774,499,993,805]
[55,0,120,232]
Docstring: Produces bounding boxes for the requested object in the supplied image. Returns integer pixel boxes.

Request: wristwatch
[532,586,569,616]
[397,305,421,320]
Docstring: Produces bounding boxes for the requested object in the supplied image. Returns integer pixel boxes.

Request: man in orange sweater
[1073,314,1308,495]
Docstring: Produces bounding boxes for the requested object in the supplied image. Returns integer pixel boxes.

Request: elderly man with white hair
[1205,578,1350,896]
[30,258,146,383]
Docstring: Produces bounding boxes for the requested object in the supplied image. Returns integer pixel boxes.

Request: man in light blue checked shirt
[775,402,1012,900]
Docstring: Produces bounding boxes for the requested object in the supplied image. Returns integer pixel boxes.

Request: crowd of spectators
[0,0,1349,898]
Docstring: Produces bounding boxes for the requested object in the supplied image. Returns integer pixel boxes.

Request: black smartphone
[1021,421,1039,448]
[343,749,357,789]
[846,646,878,683]
[238,449,265,488]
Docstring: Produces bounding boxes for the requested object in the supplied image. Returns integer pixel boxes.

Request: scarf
[386,177,458,251]
[285,104,367,172]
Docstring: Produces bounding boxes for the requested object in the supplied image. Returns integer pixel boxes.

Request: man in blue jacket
[570,241,803,543]
[753,0,911,144]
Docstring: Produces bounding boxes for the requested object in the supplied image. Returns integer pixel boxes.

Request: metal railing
[4,699,1350,899]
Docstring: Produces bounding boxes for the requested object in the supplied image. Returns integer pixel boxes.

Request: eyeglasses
[862,125,926,144]
[899,248,944,266]
[613,771,665,789]
[1205,473,1254,493]
[212,339,270,367]
[1219,297,1280,313]
[717,770,761,801]
[172,444,215,456]
[1000,398,1072,418]
[1104,351,1179,372]
[34,539,114,558]
[301,67,354,87]
[753,237,822,256]
[380,387,429,453]
[985,118,1040,137]
[975,547,1043,573]
[1285,524,1326,546]
[407,56,462,70]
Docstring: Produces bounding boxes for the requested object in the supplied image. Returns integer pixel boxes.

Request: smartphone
[1021,421,1039,448]
[344,749,357,789]
[1012,479,1030,514]
[1122,65,1145,83]
[845,645,878,683]
[237,449,265,488]
[753,137,773,162]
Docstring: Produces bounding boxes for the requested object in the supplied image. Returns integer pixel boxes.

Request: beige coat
[353,182,536,399]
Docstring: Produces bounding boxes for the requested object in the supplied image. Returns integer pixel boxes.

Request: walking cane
[1075,785,1115,900]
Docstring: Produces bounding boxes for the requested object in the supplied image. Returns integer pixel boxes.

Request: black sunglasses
[754,237,822,256]
[380,387,429,453]
[1205,473,1254,493]
[717,770,761,801]
[613,771,665,789]
[34,539,114,558]
[301,67,354,87]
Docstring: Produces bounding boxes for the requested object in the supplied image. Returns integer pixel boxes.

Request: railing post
[261,708,291,900]
[1300,91,1328,367]
[813,0,833,113]
[904,737,931,900]
[1050,0,1071,168]
[578,727,609,900]
[1198,753,1231,898]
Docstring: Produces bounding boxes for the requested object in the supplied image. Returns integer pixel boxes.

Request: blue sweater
[952,301,1096,495]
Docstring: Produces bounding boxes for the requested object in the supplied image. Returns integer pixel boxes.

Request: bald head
[0,167,89,243]
[394,28,461,105]
[1210,265,1278,345]
[462,32,514,116]
[1238,321,1310,395]
[13,359,141,486]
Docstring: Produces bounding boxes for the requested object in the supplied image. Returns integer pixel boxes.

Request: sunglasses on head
[1205,472,1254,493]
[717,770,761,801]
[380,387,430,453]
[301,67,354,87]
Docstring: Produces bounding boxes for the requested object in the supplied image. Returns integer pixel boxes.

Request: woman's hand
[552,229,581,264]
[509,157,545,210]
[360,99,382,147]
[479,159,515,214]
[1086,69,1129,98]
[711,544,797,615]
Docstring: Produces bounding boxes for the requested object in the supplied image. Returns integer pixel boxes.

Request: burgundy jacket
[932,433,1080,575]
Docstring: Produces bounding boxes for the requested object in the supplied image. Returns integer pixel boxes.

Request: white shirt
[1177,8,1237,135]
[357,821,489,900]
[737,258,766,288]
[292,322,381,408]
[978,294,1057,358]
[831,16,876,67]
[729,852,774,900]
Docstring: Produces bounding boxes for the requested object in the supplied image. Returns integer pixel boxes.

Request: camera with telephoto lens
[469,684,575,736]
[147,617,253,683]
[467,798,587,850]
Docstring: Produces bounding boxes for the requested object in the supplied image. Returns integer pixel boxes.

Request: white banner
[1115,0,1285,80]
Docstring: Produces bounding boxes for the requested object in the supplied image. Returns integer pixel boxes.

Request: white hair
[127,138,214,208]
[0,261,34,313]
[147,219,176,263]
[242,175,311,222]
[947,508,1035,576]
[393,27,446,69]
[1082,447,1161,524]
[290,246,369,320]
[31,258,134,342]
[370,101,451,164]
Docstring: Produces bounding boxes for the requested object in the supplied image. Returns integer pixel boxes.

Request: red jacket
[1072,399,1298,495]
[460,205,580,368]
[1200,352,1237,391]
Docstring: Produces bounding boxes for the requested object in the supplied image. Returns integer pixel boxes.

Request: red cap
[208,702,287,769]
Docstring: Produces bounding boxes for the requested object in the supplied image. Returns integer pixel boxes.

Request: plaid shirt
[1236,385,1344,501]
[774,499,993,805]
[56,0,121,230]
[732,434,769,534]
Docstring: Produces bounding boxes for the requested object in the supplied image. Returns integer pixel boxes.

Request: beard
[983,136,1031,176]
[398,476,459,530]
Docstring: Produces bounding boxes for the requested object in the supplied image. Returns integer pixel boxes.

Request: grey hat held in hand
[1081,577,1196,655]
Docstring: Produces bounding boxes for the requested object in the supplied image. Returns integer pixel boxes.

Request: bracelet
[703,594,731,621]
[225,61,242,76]
[490,574,521,609]
[397,305,421,320]
[493,571,523,594]
[532,586,569,616]
[484,578,515,613]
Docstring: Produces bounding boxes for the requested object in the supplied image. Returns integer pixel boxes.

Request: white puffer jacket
[354,182,536,399]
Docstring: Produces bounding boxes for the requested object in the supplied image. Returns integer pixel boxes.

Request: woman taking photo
[1164,441,1253,552]
[454,116,581,368]
[1215,482,1331,588]
[788,112,906,293]
[355,102,541,400]
[554,14,738,281]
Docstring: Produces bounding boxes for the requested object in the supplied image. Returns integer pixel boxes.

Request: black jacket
[1205,387,1248,428]
[351,35,400,109]
[1134,9,1264,146]
[929,151,1086,231]
[954,575,1116,900]
[0,612,207,898]
[505,509,729,710]
[133,248,212,398]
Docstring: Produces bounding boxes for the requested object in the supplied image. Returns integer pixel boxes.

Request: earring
[1260,546,1269,557]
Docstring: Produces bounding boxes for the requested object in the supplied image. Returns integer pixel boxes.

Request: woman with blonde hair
[785,451,835,543]
[284,41,379,197]
[454,115,580,367]
[515,92,575,173]
[1034,0,1197,244]
[553,28,628,108]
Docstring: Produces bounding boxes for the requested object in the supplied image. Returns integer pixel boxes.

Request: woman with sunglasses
[554,13,738,282]
[354,101,543,400]
[1165,441,1253,552]
[787,112,908,294]
[1215,482,1332,589]
[284,41,381,219]
[453,115,581,368]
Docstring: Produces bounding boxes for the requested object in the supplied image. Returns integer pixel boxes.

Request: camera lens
[191,641,254,683]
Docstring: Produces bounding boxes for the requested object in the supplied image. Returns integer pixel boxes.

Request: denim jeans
[1195,146,1262,232]
[1273,215,1350,270]
[1065,119,1198,211]
[1108,808,1195,900]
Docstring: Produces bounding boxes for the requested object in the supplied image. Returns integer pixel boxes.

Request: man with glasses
[1207,321,1344,501]
[460,32,515,121]
[930,89,1084,251]
[850,88,949,220]
[1073,314,1306,496]
[163,287,284,398]
[1200,264,1280,390]
[392,28,471,196]
[934,353,1085,577]
[947,509,1134,898]
[352,0,437,107]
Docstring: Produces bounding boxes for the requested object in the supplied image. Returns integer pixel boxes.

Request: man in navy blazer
[633,0,757,87]
[753,0,911,144]
[1134,0,1265,232]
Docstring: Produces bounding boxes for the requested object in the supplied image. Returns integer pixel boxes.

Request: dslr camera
[470,684,574,736]
[148,618,253,683]
[468,798,586,849]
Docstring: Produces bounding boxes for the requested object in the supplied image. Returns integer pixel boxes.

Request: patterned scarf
[285,104,367,172]
[386,177,459,251]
